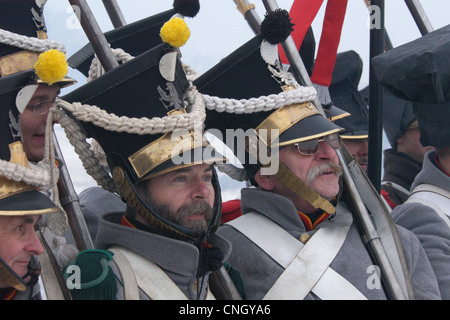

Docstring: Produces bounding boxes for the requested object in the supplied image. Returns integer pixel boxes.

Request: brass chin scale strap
[0,258,26,292]
[270,162,336,215]
[112,166,197,243]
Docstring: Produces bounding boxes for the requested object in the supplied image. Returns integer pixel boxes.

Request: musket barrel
[337,149,407,300]
[404,0,434,35]
[234,0,261,34]
[102,0,127,28]
[54,133,94,251]
[69,0,119,72]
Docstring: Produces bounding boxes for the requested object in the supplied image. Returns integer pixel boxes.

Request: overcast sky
[43,0,450,199]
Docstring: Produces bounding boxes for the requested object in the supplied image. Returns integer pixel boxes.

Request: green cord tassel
[63,249,118,300]
[224,261,246,300]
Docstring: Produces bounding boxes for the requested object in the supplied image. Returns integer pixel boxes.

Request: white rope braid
[216,163,248,182]
[37,107,80,268]
[184,63,200,82]
[57,85,206,136]
[201,86,317,114]
[54,107,117,193]
[87,48,134,81]
[0,159,52,188]
[44,107,61,205]
[0,28,66,53]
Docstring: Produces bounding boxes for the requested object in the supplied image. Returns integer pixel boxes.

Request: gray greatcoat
[218,188,441,300]
[7,282,41,300]
[392,150,450,299]
[381,148,423,207]
[95,212,232,300]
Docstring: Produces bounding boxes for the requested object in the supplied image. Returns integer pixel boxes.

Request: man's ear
[253,168,275,191]
[396,134,405,152]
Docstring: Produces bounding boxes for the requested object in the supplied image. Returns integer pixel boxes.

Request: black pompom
[260,9,295,45]
[173,0,200,18]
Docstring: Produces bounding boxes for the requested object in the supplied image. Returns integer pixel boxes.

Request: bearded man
[60,15,238,300]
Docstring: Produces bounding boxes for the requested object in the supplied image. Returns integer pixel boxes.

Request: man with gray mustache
[307,162,342,185]
[195,26,440,299]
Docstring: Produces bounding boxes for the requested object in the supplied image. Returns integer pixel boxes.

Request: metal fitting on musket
[235,0,256,17]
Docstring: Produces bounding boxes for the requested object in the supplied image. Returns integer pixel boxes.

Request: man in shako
[218,25,351,224]
[373,24,450,299]
[60,17,240,300]
[0,139,62,300]
[378,89,433,209]
[68,0,203,241]
[0,0,76,163]
[358,83,433,209]
[330,50,369,173]
[194,9,440,300]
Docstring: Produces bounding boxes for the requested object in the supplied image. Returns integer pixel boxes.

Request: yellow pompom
[160,17,191,48]
[34,49,68,85]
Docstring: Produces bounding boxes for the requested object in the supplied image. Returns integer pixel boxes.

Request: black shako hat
[0,0,74,85]
[330,50,369,139]
[297,27,316,77]
[68,1,201,77]
[372,24,450,147]
[0,141,59,218]
[0,0,46,68]
[62,21,224,242]
[195,35,342,158]
[63,43,223,183]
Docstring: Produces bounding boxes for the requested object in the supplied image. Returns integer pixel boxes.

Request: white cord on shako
[0,28,66,53]
[199,78,317,182]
